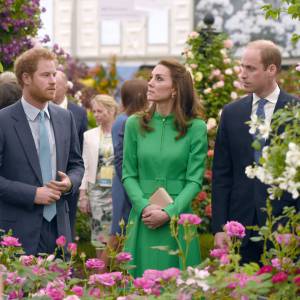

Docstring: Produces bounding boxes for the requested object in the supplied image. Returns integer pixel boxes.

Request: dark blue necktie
[254,98,268,163]
[39,111,56,221]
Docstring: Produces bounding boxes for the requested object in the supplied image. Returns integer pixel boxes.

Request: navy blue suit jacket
[111,114,131,234]
[212,90,300,239]
[67,101,87,153]
[0,100,84,254]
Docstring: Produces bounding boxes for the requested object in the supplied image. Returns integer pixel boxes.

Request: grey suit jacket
[0,100,84,254]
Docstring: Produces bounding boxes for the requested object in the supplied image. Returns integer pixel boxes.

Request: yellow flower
[79,78,95,88]
[195,72,203,82]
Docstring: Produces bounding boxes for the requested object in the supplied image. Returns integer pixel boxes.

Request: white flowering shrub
[245,103,300,199]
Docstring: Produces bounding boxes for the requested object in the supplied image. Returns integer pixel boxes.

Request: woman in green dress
[122,59,208,277]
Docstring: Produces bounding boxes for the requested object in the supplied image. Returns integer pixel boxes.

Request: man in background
[52,70,88,239]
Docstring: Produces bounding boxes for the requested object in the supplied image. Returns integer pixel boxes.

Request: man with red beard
[0,48,84,255]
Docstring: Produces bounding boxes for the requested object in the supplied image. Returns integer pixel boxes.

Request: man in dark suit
[212,40,299,264]
[52,70,87,240]
[0,47,84,255]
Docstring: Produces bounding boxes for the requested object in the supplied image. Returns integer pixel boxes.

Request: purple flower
[85,258,105,270]
[116,252,132,262]
[178,214,202,225]
[133,277,156,290]
[224,221,246,238]
[88,288,101,297]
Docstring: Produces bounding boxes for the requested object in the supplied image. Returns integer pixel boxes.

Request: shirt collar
[253,84,280,105]
[21,97,50,121]
[59,96,68,110]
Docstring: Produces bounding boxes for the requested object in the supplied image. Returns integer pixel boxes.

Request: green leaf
[0,62,3,73]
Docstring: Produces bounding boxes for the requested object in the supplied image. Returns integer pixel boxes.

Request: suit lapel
[49,104,65,176]
[12,101,43,185]
[239,95,254,159]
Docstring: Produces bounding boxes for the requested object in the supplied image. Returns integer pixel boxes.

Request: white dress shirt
[251,85,280,126]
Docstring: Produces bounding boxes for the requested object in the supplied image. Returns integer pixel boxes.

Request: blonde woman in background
[79,95,118,259]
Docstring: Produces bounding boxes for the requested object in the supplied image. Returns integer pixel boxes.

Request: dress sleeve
[122,116,149,217]
[164,119,208,217]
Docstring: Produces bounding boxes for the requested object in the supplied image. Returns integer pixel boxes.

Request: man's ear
[22,73,31,86]
[268,64,277,77]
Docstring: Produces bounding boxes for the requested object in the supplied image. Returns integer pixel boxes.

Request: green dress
[122,112,207,277]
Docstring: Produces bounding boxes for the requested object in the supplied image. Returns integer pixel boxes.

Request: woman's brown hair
[121,79,148,116]
[140,59,204,139]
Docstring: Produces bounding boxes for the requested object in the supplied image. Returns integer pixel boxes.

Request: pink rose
[271,258,281,269]
[143,269,163,281]
[116,252,132,262]
[210,248,228,258]
[223,39,233,48]
[220,254,230,265]
[56,236,66,247]
[89,273,116,286]
[272,271,288,283]
[19,255,35,266]
[296,64,300,72]
[224,221,246,238]
[88,288,101,297]
[133,277,156,290]
[67,243,77,255]
[275,233,292,246]
[161,268,180,281]
[71,285,84,297]
[1,236,22,247]
[178,214,202,225]
[204,204,212,217]
[85,258,105,270]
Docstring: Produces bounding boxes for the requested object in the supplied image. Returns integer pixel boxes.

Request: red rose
[207,149,214,157]
[197,191,207,202]
[257,265,273,275]
[205,204,212,217]
[272,272,288,284]
[204,170,212,181]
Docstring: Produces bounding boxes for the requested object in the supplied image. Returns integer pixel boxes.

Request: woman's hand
[79,189,91,214]
[142,209,170,229]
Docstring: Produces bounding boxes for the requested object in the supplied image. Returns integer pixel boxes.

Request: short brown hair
[121,79,148,115]
[247,40,282,73]
[14,47,57,87]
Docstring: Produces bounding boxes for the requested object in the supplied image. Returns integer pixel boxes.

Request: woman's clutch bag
[149,187,174,208]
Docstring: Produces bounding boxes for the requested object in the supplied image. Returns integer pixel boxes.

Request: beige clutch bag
[149,187,174,208]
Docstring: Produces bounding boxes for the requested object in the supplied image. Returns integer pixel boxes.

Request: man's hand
[46,171,72,194]
[142,209,170,229]
[34,186,61,205]
[214,232,230,249]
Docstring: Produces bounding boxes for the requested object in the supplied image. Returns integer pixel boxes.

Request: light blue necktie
[254,98,268,163]
[39,111,56,222]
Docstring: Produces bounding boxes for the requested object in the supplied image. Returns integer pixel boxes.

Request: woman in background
[122,59,207,277]
[110,79,148,249]
[79,94,118,259]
